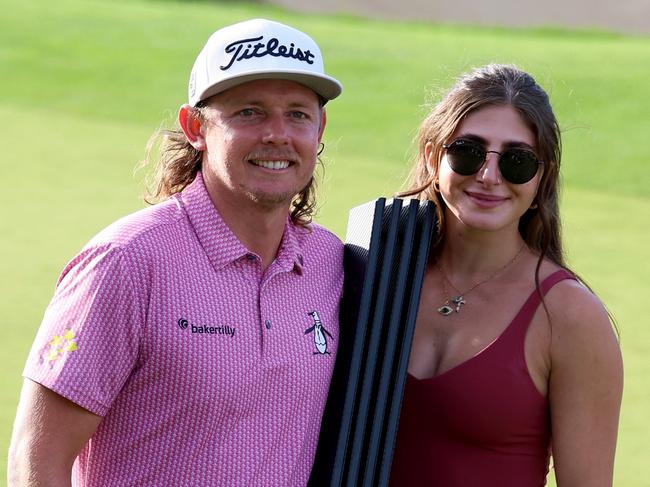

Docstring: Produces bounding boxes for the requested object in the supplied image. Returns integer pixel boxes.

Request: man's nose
[261,114,290,144]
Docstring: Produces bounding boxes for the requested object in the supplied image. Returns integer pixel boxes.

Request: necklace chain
[436,244,525,316]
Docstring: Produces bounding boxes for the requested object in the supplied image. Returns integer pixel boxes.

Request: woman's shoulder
[539,263,606,325]
[537,261,620,362]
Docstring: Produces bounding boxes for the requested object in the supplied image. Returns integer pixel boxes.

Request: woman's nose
[476,151,502,185]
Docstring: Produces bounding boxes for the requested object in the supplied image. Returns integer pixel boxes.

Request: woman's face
[428,104,542,235]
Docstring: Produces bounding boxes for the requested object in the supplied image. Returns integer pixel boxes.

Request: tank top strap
[504,268,577,340]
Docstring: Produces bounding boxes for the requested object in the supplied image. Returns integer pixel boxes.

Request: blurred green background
[1,0,648,485]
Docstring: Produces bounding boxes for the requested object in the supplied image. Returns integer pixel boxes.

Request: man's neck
[211,194,290,271]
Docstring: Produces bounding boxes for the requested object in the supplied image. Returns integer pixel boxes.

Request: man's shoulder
[56,198,190,285]
[88,197,187,253]
[293,222,344,271]
[300,222,343,248]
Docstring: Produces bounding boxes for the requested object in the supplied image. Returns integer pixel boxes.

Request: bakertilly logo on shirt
[177,318,235,338]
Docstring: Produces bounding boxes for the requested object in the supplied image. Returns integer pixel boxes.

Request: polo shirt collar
[179,172,305,274]
[276,217,305,274]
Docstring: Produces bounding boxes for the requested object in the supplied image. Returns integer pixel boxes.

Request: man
[8,18,343,486]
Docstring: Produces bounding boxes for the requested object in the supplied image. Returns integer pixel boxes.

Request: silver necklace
[436,245,525,316]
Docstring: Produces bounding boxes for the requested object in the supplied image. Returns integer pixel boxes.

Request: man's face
[199,79,326,214]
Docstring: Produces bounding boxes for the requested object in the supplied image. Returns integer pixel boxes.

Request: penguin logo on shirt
[304,310,333,355]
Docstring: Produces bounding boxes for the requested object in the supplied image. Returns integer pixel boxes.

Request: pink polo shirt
[24,173,344,486]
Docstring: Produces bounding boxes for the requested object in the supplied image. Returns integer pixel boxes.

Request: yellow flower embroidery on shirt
[45,329,78,362]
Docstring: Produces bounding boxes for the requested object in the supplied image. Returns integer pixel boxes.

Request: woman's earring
[529,201,539,210]
[433,179,440,192]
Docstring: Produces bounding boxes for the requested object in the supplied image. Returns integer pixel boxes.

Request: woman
[389,64,623,486]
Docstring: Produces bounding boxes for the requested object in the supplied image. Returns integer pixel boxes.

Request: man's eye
[239,108,255,117]
[290,111,308,119]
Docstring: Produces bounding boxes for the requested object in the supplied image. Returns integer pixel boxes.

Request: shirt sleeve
[23,242,145,416]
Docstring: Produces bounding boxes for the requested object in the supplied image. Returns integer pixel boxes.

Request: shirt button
[265,319,271,329]
[246,254,256,261]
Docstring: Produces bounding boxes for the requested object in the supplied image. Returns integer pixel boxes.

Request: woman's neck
[437,221,526,279]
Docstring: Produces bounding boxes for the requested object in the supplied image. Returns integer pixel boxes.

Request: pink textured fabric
[389,270,576,487]
[24,173,344,486]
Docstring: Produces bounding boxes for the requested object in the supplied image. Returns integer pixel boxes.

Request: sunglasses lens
[499,149,540,184]
[446,141,485,175]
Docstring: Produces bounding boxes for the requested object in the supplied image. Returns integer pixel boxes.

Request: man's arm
[8,379,102,487]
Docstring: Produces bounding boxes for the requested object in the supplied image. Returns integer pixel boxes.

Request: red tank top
[389,269,575,487]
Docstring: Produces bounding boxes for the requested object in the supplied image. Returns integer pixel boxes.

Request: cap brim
[193,69,343,106]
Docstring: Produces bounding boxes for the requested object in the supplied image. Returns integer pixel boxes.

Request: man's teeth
[252,160,290,170]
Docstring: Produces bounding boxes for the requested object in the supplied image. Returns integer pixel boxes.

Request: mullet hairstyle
[399,63,564,286]
[139,101,322,228]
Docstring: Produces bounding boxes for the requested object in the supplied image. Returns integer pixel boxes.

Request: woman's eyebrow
[452,133,487,144]
[503,140,537,151]
[454,134,536,152]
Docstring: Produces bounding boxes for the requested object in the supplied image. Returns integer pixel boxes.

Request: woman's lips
[466,191,508,208]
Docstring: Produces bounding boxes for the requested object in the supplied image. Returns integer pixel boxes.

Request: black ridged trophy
[309,198,437,487]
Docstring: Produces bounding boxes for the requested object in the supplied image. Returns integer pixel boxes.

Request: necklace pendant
[451,295,466,313]
[438,304,454,316]
[438,296,466,316]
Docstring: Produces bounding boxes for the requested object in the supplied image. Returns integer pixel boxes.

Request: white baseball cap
[188,18,343,106]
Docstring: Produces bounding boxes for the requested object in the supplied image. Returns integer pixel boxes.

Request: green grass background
[1,0,648,485]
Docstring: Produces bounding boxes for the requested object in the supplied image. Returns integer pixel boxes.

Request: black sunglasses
[443,139,543,184]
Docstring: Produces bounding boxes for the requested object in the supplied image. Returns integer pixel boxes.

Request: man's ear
[317,108,327,143]
[178,104,206,150]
